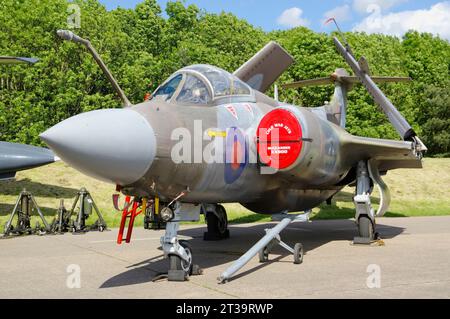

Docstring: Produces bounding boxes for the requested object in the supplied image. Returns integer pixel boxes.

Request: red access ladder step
[117,196,144,244]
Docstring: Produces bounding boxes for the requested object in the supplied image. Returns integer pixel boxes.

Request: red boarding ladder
[117,196,146,244]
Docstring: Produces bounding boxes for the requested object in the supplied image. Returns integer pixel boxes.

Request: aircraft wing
[0,142,57,180]
[0,172,16,181]
[340,134,422,171]
[234,41,294,93]
[0,56,39,65]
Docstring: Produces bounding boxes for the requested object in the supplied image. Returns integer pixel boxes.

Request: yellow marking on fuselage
[208,130,227,138]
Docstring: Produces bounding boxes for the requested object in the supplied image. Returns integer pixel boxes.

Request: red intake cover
[257,109,303,170]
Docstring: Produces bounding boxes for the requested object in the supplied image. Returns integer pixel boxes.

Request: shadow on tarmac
[100,219,404,288]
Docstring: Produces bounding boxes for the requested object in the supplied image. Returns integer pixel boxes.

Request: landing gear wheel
[169,241,193,276]
[204,205,230,241]
[259,247,269,263]
[358,216,374,239]
[215,205,228,236]
[293,243,304,264]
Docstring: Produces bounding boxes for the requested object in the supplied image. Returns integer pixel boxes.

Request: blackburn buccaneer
[41,30,426,282]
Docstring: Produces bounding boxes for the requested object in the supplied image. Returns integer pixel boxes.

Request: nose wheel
[169,241,194,276]
[169,240,193,276]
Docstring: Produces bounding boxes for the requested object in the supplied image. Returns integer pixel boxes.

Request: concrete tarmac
[0,216,449,299]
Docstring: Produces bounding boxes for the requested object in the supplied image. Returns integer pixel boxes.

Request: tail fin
[327,70,350,128]
[281,69,411,129]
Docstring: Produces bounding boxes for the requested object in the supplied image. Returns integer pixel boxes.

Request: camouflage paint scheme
[127,89,418,214]
[41,38,423,216]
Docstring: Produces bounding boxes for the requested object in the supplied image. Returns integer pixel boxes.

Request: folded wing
[234,41,294,93]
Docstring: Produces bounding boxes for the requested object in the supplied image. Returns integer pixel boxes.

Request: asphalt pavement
[0,216,449,299]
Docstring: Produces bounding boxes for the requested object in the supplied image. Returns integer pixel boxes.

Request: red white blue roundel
[225,127,248,184]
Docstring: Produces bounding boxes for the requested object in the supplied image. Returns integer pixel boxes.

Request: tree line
[0,0,449,156]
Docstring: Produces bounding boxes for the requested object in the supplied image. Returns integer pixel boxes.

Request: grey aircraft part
[233,41,295,93]
[0,56,39,65]
[281,74,411,89]
[0,142,57,181]
[333,37,416,142]
[282,68,411,130]
[56,30,131,107]
[40,108,156,186]
[368,160,391,217]
[0,53,54,181]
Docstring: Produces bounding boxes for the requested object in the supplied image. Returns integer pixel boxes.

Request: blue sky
[99,0,450,39]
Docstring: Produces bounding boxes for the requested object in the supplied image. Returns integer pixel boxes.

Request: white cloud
[353,0,408,14]
[353,1,450,40]
[277,7,310,28]
[322,5,352,24]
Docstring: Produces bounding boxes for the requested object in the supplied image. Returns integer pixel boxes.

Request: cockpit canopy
[152,64,255,106]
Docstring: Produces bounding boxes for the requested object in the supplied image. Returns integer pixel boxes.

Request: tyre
[294,243,304,264]
[259,247,269,263]
[206,205,228,236]
[169,241,193,276]
[358,216,374,239]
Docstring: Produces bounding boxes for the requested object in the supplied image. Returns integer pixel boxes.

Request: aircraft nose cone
[40,109,156,185]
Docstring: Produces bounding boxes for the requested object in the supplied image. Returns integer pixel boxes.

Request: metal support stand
[69,188,107,233]
[218,212,310,284]
[50,199,71,234]
[3,189,51,236]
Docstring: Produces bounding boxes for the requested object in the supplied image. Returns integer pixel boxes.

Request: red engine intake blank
[257,109,303,170]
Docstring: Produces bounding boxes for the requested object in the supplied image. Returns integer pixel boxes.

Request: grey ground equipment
[3,189,51,237]
[219,212,309,283]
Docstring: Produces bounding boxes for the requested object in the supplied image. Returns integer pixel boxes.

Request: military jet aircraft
[0,56,57,181]
[0,142,57,181]
[41,30,426,280]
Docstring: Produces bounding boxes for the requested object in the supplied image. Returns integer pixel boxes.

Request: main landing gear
[204,204,230,241]
[353,160,391,244]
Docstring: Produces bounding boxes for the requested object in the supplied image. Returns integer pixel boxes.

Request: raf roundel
[257,108,303,170]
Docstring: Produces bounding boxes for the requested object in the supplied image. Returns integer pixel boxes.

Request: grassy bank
[1,159,449,229]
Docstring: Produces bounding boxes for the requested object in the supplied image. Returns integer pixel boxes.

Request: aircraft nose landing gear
[158,203,204,282]
[166,237,194,281]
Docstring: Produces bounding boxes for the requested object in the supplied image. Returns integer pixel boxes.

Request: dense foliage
[0,0,449,155]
